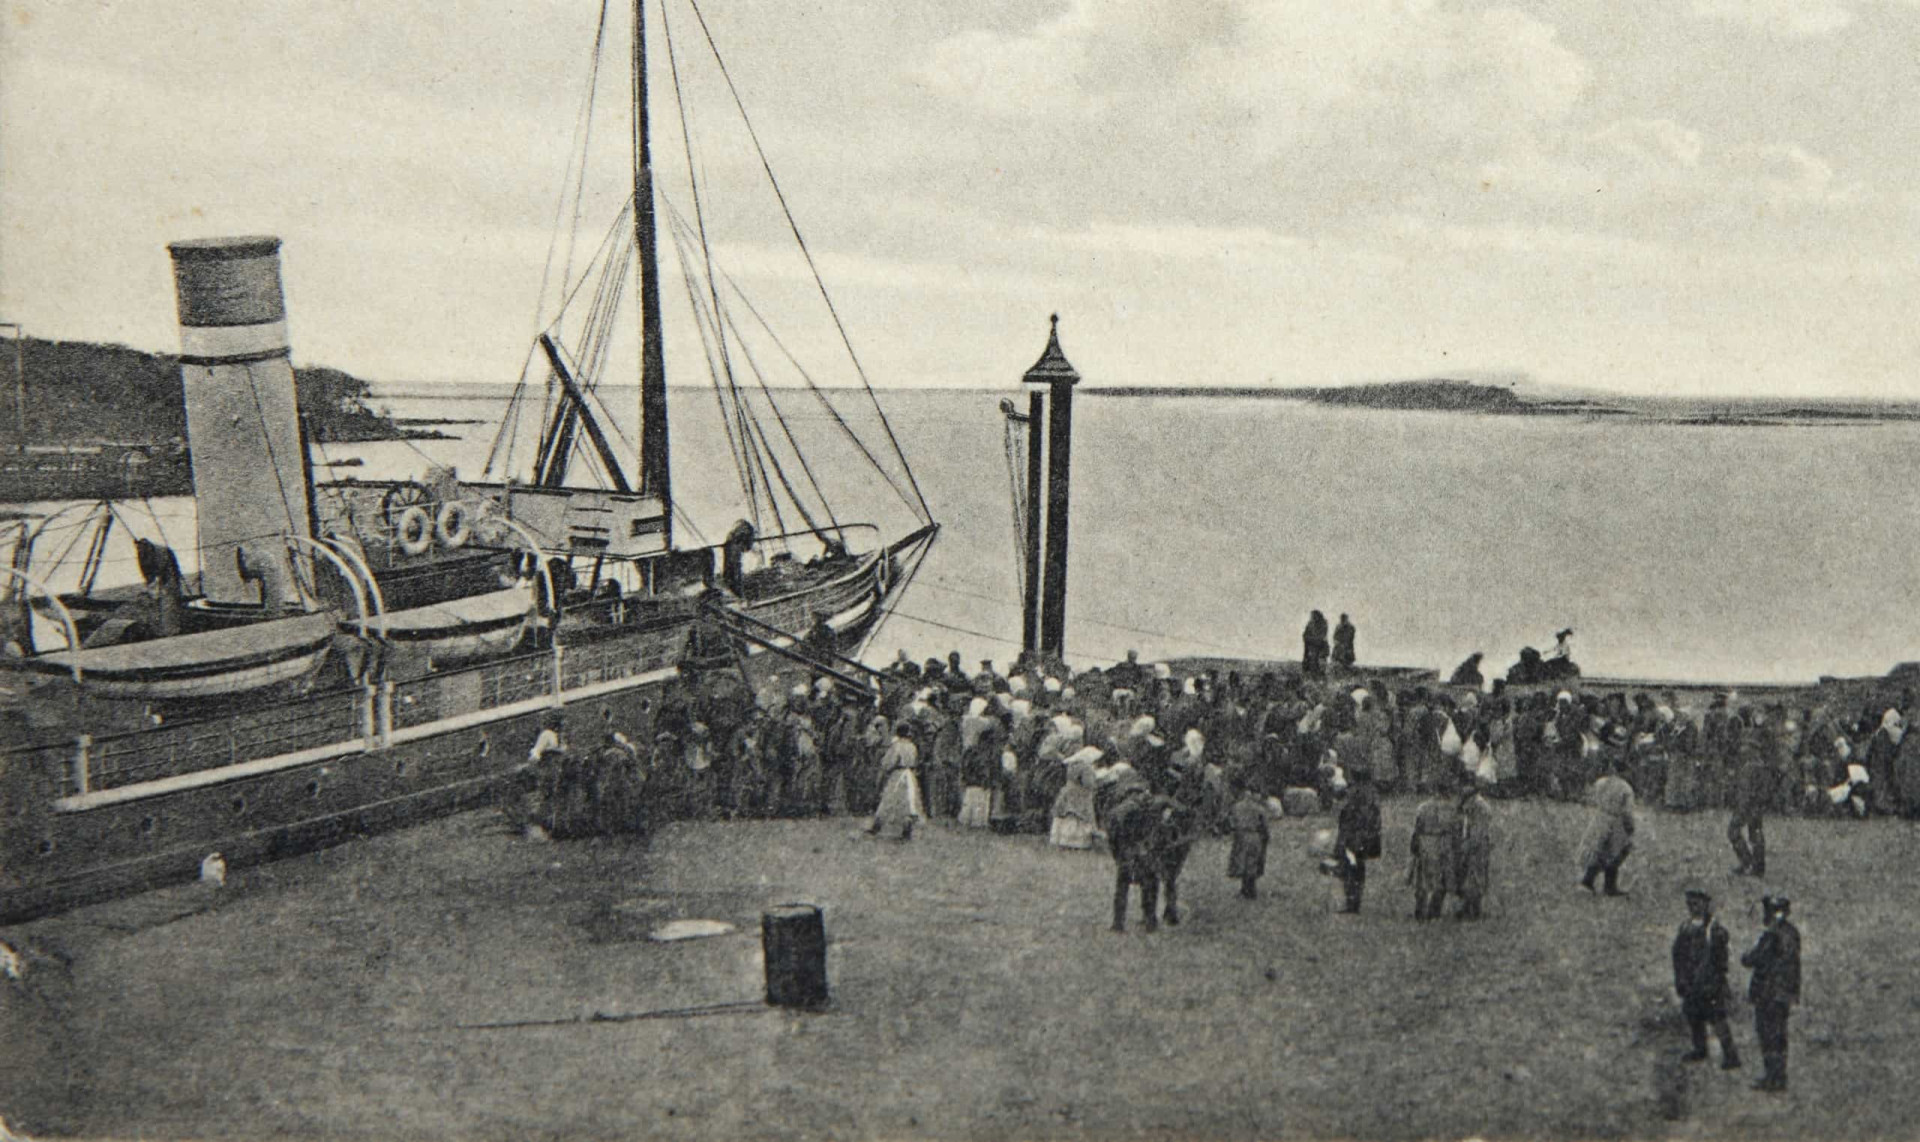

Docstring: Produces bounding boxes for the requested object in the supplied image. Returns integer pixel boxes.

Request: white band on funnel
[179,319,290,362]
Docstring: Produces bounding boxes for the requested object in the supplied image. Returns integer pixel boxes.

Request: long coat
[1866,726,1900,811]
[1742,920,1803,1007]
[1672,918,1733,1020]
[1226,797,1270,879]
[1580,774,1636,869]
[1456,792,1493,900]
[1895,733,1920,818]
[1337,781,1382,860]
[1409,798,1460,896]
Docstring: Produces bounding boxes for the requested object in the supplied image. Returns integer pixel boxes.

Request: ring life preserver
[396,506,434,556]
[435,501,472,549]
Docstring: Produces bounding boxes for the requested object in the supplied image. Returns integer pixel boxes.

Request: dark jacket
[1337,780,1383,860]
[1672,918,1732,1019]
[1742,920,1802,1008]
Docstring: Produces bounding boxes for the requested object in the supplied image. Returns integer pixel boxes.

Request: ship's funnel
[168,236,312,608]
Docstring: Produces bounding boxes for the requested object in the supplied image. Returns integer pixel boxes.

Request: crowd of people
[511,637,1920,851]
[508,632,1842,1091]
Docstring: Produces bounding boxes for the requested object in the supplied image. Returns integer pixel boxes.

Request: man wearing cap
[1335,759,1382,913]
[1672,886,1741,1069]
[1741,895,1801,1092]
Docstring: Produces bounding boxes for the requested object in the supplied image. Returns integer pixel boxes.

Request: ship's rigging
[478,0,932,583]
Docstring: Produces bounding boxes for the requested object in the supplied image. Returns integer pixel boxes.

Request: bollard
[761,903,829,1009]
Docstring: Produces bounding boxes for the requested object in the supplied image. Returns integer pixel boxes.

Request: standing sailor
[1741,895,1802,1093]
[1671,886,1740,1070]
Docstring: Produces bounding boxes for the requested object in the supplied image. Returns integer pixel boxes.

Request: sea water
[34,386,1920,685]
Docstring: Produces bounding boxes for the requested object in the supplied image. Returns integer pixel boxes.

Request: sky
[3,0,1920,397]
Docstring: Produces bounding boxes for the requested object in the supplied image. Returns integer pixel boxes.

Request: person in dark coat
[1331,614,1356,672]
[1335,762,1382,914]
[1865,709,1903,815]
[1449,653,1485,689]
[1741,895,1802,1092]
[1729,715,1773,877]
[1672,886,1741,1069]
[1302,610,1330,676]
[1226,781,1270,899]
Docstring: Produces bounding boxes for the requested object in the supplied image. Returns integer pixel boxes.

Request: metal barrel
[760,903,828,1009]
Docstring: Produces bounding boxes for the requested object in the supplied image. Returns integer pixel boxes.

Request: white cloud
[1729,143,1868,205]
[914,0,1591,166]
[1591,118,1705,169]
[1388,213,1666,263]
[1690,0,1857,36]
[1037,220,1300,261]
[1690,0,1920,35]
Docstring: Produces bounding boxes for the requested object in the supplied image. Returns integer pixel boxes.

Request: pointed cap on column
[1023,314,1080,386]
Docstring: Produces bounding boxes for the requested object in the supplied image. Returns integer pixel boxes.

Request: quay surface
[5,798,1918,1140]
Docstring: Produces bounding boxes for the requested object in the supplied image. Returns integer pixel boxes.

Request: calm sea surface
[35,387,1920,684]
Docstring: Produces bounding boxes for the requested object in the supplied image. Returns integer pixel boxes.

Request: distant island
[1085,377,1920,425]
[0,337,445,503]
[1085,378,1627,413]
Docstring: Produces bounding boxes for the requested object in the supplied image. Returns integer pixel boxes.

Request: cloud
[913,0,1592,182]
[1690,0,1920,36]
[1036,220,1300,261]
[1690,0,1858,35]
[1388,213,1666,263]
[1590,118,1704,169]
[1728,143,1867,205]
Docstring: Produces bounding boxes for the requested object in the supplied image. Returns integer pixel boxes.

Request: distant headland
[0,337,445,447]
[1084,377,1920,426]
[0,337,446,503]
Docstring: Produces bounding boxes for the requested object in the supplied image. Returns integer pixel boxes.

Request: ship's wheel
[381,482,434,529]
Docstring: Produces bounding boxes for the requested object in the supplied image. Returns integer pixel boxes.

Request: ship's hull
[0,537,921,924]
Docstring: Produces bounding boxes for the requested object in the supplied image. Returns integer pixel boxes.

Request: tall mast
[634,0,671,543]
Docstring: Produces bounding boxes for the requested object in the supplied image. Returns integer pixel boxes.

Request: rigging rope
[740,397,811,539]
[713,300,841,539]
[491,0,615,476]
[665,218,760,526]
[240,362,307,549]
[663,0,761,525]
[707,258,922,517]
[856,529,935,661]
[1002,413,1028,604]
[682,0,932,526]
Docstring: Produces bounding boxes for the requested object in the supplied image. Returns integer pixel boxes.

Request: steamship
[0,0,937,923]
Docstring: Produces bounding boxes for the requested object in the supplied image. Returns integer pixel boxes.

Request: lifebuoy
[435,501,472,549]
[396,506,434,556]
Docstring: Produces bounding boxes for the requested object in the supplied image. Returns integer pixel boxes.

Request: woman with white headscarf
[1050,745,1104,849]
